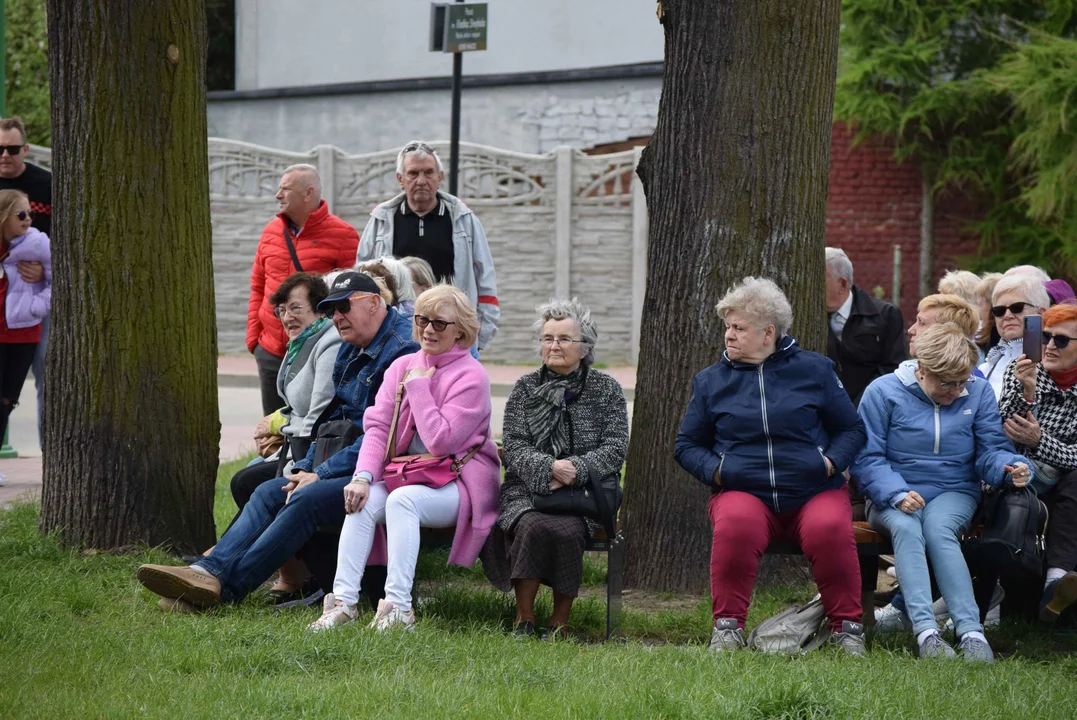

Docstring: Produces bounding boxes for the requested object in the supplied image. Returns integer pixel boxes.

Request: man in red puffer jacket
[247,164,359,414]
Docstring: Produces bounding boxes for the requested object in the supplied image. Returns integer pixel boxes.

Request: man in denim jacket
[137,272,419,609]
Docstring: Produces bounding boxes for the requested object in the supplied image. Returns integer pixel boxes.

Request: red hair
[1043,301,1077,328]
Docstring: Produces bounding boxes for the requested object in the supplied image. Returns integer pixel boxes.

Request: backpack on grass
[747,595,826,655]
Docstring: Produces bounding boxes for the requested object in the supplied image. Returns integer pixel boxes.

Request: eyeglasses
[0,145,24,156]
[1043,331,1075,350]
[938,378,969,390]
[414,314,456,332]
[14,211,33,221]
[541,336,586,347]
[991,302,1034,318]
[402,141,436,154]
[274,303,311,319]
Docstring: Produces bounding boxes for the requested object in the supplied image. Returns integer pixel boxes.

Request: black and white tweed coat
[998,361,1077,472]
[497,366,630,533]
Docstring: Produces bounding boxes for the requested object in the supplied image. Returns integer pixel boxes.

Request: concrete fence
[27,140,650,364]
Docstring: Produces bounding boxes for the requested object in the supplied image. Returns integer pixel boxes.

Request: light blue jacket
[852,360,1029,508]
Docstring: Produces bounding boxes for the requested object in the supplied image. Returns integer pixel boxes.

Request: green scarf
[284,317,328,366]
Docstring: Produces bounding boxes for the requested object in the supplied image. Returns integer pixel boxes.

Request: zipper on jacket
[932,402,941,454]
[758,365,779,512]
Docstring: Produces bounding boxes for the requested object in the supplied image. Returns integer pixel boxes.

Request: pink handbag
[381,380,485,493]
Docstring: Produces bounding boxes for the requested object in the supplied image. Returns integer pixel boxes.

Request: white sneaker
[308,593,357,632]
[874,603,912,633]
[368,599,416,632]
[0,472,6,487]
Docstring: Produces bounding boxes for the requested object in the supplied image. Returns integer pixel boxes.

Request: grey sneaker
[917,631,957,659]
[956,634,994,663]
[708,618,746,653]
[827,621,866,657]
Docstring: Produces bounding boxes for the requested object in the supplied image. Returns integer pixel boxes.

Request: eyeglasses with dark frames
[991,301,1034,318]
[1043,331,1075,350]
[414,315,456,332]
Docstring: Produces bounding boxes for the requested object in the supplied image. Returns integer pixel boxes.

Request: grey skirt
[480,511,589,597]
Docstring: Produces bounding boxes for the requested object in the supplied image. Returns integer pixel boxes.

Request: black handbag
[304,396,361,469]
[963,486,1048,580]
[532,464,621,537]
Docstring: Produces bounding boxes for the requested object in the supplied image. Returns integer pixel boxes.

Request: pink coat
[356,344,501,567]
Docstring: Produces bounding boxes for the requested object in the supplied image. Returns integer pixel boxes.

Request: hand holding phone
[1023,315,1043,364]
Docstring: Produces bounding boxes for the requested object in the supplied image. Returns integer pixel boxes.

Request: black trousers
[1043,471,1077,572]
[228,460,281,530]
[0,342,38,441]
[253,344,284,416]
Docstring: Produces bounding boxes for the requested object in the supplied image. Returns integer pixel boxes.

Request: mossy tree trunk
[39,0,219,553]
[623,0,842,592]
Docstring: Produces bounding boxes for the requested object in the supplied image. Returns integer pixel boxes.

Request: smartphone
[1023,315,1043,363]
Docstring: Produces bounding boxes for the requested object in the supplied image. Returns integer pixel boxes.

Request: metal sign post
[430,2,488,196]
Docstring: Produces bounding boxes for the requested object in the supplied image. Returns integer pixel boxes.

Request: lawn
[2,460,1077,718]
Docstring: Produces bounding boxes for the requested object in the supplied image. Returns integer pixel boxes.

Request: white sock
[189,564,211,576]
[961,631,987,644]
[1046,567,1067,587]
[917,628,939,646]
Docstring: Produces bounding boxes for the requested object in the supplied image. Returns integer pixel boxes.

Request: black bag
[532,464,621,537]
[963,486,1048,579]
[311,420,362,467]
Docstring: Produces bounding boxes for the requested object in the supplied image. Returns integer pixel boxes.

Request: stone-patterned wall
[521,88,662,153]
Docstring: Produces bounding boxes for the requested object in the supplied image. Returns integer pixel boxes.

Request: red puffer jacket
[246,200,359,357]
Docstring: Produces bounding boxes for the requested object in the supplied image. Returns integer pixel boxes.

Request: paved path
[1,359,635,507]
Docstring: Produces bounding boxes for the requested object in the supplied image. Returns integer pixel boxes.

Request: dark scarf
[525,365,587,458]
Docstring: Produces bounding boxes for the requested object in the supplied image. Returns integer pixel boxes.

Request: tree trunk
[39,0,219,553]
[919,169,935,300]
[623,0,842,593]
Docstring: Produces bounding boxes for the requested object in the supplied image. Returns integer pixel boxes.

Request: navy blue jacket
[292,308,420,479]
[675,336,867,513]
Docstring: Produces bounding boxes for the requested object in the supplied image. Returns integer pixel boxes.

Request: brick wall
[825,124,981,324]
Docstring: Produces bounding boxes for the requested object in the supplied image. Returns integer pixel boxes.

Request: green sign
[444,3,487,53]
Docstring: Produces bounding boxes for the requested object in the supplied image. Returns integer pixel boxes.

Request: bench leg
[858,554,878,628]
[605,533,625,640]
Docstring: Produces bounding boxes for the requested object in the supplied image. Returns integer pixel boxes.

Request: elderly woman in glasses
[676,277,867,655]
[310,285,501,632]
[978,273,1050,399]
[482,298,629,639]
[999,302,1077,623]
[855,323,1032,662]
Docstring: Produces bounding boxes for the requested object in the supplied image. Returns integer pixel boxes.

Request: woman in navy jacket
[676,277,867,656]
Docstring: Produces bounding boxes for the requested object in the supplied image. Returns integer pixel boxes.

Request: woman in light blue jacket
[853,323,1032,663]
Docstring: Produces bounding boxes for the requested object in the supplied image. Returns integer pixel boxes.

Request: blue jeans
[31,315,48,447]
[198,473,351,603]
[870,491,982,637]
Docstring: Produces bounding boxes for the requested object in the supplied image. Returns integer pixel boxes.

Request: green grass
[3,465,1077,718]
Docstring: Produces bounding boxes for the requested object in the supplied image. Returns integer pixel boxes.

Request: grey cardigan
[276,322,342,438]
[497,366,630,533]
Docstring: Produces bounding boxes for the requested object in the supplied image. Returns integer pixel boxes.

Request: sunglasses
[402,141,436,154]
[991,302,1034,318]
[1043,331,1075,350]
[414,314,456,332]
[0,145,24,156]
[324,293,376,317]
[15,211,33,221]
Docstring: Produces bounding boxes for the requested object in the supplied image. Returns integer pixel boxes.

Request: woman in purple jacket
[0,189,50,445]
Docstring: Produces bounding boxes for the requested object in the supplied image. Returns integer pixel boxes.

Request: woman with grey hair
[675,277,868,656]
[481,297,629,639]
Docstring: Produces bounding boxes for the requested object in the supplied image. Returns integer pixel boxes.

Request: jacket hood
[721,335,799,369]
[894,359,971,404]
[371,190,472,224]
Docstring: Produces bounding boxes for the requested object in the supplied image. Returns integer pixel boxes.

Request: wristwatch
[350,471,373,485]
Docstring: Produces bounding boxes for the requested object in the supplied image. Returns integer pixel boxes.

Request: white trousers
[333,481,460,611]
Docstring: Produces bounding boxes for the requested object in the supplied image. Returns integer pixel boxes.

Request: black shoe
[180,553,204,565]
[512,620,536,639]
[1040,572,1077,623]
[271,587,325,611]
[540,624,569,642]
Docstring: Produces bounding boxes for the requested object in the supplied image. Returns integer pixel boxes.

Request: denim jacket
[292,307,420,479]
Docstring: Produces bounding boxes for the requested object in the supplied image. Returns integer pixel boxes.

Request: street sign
[429,3,487,53]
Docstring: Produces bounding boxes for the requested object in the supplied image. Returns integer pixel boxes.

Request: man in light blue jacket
[853,323,1033,662]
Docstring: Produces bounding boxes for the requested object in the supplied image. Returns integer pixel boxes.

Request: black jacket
[826,285,906,407]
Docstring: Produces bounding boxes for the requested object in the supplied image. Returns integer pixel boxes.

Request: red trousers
[708,487,861,631]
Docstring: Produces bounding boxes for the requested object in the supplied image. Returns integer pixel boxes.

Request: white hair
[825,247,854,285]
[937,270,981,305]
[1004,264,1051,283]
[358,256,416,303]
[534,297,599,366]
[992,273,1051,309]
[396,140,444,176]
[716,277,794,336]
[282,163,322,194]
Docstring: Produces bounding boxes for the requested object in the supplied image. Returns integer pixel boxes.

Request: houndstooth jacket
[997,362,1077,472]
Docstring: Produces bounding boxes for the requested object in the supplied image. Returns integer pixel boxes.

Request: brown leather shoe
[137,564,222,608]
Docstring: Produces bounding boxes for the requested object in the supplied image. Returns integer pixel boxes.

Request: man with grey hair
[824,247,906,406]
[246,164,359,414]
[358,141,499,354]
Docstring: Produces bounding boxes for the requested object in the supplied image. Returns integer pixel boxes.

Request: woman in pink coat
[311,285,500,631]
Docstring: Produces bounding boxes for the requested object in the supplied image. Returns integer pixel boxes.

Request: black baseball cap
[318,271,381,309]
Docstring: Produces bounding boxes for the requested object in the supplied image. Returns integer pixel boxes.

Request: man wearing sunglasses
[0,116,52,448]
[358,141,499,355]
[138,271,420,610]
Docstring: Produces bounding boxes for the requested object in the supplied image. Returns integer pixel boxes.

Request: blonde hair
[413,285,479,348]
[918,294,979,339]
[937,270,980,305]
[915,323,979,379]
[367,275,395,306]
[0,189,29,227]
